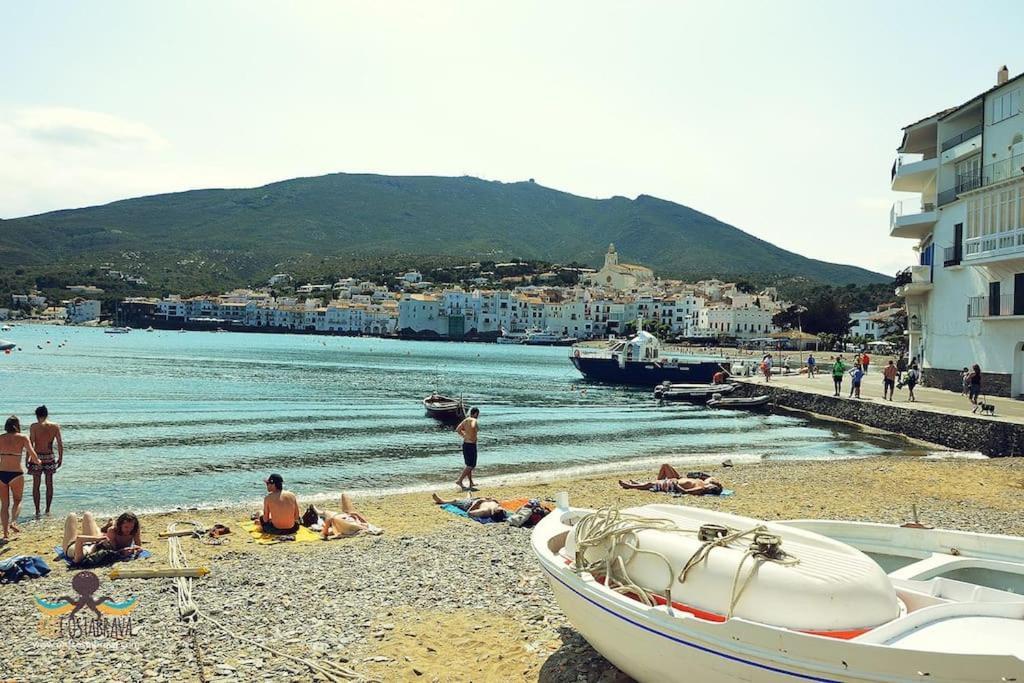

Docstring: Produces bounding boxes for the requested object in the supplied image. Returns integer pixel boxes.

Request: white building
[891,65,1024,396]
[64,299,101,324]
[849,311,884,340]
[586,244,654,291]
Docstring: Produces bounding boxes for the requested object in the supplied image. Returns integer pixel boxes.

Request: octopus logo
[34,571,138,641]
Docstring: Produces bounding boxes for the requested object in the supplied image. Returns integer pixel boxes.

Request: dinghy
[654,381,736,401]
[706,394,771,410]
[532,499,1024,682]
[422,393,466,423]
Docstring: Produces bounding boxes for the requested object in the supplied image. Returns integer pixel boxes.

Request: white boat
[707,394,771,410]
[524,329,577,346]
[0,324,12,332]
[104,326,131,334]
[496,330,529,344]
[0,339,14,351]
[654,382,736,401]
[532,500,1024,682]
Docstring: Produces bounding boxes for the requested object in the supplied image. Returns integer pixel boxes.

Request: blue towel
[54,545,151,568]
[672,488,734,498]
[439,503,501,524]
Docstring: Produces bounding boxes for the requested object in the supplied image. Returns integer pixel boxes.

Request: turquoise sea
[0,324,915,515]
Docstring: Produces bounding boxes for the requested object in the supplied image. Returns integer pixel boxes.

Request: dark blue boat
[569,331,730,387]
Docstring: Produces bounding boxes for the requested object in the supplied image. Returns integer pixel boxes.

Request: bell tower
[605,243,619,268]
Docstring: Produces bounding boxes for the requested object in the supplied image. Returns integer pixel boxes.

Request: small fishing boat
[654,382,736,401]
[707,394,771,410]
[422,393,466,422]
[104,326,131,334]
[532,500,1024,683]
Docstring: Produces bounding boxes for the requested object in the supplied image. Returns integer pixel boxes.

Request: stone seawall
[735,380,1024,457]
[924,367,1013,398]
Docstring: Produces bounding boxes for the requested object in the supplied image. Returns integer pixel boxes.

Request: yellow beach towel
[242,521,320,544]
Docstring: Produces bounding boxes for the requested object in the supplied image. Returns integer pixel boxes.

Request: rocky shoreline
[1,456,1022,682]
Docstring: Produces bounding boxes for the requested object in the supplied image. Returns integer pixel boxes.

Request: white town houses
[892,65,1024,396]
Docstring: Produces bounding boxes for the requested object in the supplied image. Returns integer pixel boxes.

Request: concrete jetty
[735,371,1024,457]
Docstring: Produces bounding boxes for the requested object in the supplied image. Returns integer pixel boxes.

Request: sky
[2,1,1023,277]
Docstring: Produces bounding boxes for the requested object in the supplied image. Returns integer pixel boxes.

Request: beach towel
[671,488,734,498]
[53,546,151,568]
[317,518,384,538]
[439,503,503,524]
[0,555,50,583]
[241,521,321,544]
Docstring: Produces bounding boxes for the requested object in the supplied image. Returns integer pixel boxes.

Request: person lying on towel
[431,493,507,521]
[253,473,300,534]
[313,493,375,539]
[63,511,143,565]
[619,464,724,496]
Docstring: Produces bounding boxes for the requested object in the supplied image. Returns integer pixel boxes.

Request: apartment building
[892,65,1024,396]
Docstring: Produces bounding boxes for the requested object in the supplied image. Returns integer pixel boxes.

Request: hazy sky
[2,1,1022,276]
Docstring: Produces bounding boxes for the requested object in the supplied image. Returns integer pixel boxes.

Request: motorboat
[532,500,1024,682]
[422,393,466,423]
[571,322,730,386]
[654,381,736,401]
[104,326,131,334]
[524,329,578,346]
[0,339,14,352]
[707,394,771,410]
[496,329,529,344]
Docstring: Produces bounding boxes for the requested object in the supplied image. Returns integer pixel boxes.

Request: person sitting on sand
[619,464,724,496]
[255,473,300,534]
[316,493,373,539]
[431,493,507,521]
[62,511,143,565]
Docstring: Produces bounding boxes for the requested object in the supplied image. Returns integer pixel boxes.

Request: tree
[772,305,806,331]
[623,319,672,340]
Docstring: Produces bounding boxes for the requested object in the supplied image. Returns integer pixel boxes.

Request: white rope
[165,521,362,682]
[571,508,799,618]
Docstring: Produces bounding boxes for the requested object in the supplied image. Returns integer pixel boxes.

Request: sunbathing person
[255,473,300,534]
[619,463,724,495]
[317,493,372,539]
[431,493,508,521]
[62,511,143,564]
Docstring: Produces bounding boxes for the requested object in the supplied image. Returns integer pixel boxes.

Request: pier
[735,372,1024,457]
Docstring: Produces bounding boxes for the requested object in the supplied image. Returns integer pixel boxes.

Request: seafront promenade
[736,370,1024,455]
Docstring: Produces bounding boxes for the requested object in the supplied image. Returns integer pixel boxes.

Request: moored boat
[570,328,730,386]
[654,381,736,401]
[532,500,1024,682]
[0,339,14,352]
[104,326,131,334]
[422,393,466,422]
[707,394,771,410]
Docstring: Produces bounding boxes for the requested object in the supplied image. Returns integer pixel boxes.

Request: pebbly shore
[1,456,1022,683]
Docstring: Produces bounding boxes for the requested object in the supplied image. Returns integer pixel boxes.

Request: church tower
[604,243,619,268]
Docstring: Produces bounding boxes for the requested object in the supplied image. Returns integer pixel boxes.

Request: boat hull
[571,357,728,386]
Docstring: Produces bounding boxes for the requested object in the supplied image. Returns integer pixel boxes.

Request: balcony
[963,228,1024,265]
[889,199,937,239]
[967,294,1024,319]
[894,265,933,298]
[937,172,982,207]
[982,152,1024,187]
[940,124,983,155]
[891,154,938,192]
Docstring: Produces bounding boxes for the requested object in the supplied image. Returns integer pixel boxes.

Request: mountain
[0,173,886,286]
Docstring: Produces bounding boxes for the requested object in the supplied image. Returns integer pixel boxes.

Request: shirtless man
[29,405,63,515]
[317,493,372,539]
[256,473,300,534]
[431,492,507,521]
[619,464,724,495]
[455,407,480,490]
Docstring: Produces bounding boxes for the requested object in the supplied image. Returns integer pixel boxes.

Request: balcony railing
[967,294,1022,318]
[943,245,962,267]
[964,227,1024,260]
[937,172,982,206]
[941,124,983,152]
[982,152,1024,186]
[890,199,936,230]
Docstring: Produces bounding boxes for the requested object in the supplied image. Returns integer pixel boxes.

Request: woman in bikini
[0,416,42,540]
[619,463,724,495]
[316,493,372,539]
[62,511,143,564]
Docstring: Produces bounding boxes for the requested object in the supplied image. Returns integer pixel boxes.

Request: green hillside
[0,173,886,287]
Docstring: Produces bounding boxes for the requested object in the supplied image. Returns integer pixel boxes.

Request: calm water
[0,325,914,515]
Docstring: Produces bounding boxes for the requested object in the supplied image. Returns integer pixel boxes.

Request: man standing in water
[455,407,480,490]
[29,405,63,516]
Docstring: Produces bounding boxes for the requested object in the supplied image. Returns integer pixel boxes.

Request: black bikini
[0,452,24,485]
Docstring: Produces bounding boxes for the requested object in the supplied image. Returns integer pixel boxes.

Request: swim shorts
[462,442,478,468]
[27,458,57,475]
[260,520,300,535]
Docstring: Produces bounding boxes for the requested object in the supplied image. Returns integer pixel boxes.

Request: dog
[972,400,996,416]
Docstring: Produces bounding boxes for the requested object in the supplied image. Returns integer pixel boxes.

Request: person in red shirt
[861,352,870,374]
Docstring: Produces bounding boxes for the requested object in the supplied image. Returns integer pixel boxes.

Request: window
[991,88,1022,124]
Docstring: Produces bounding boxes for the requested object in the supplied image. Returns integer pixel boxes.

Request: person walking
[806,353,817,378]
[882,360,898,401]
[0,416,42,541]
[968,364,982,406]
[861,352,870,375]
[831,356,846,397]
[761,354,773,383]
[905,363,920,402]
[896,354,908,383]
[28,405,63,516]
[455,407,480,491]
[960,367,971,397]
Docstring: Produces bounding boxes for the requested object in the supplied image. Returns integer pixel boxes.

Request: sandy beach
[1,455,1022,682]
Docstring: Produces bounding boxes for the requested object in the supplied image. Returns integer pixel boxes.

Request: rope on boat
[572,508,799,618]
[165,521,361,682]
